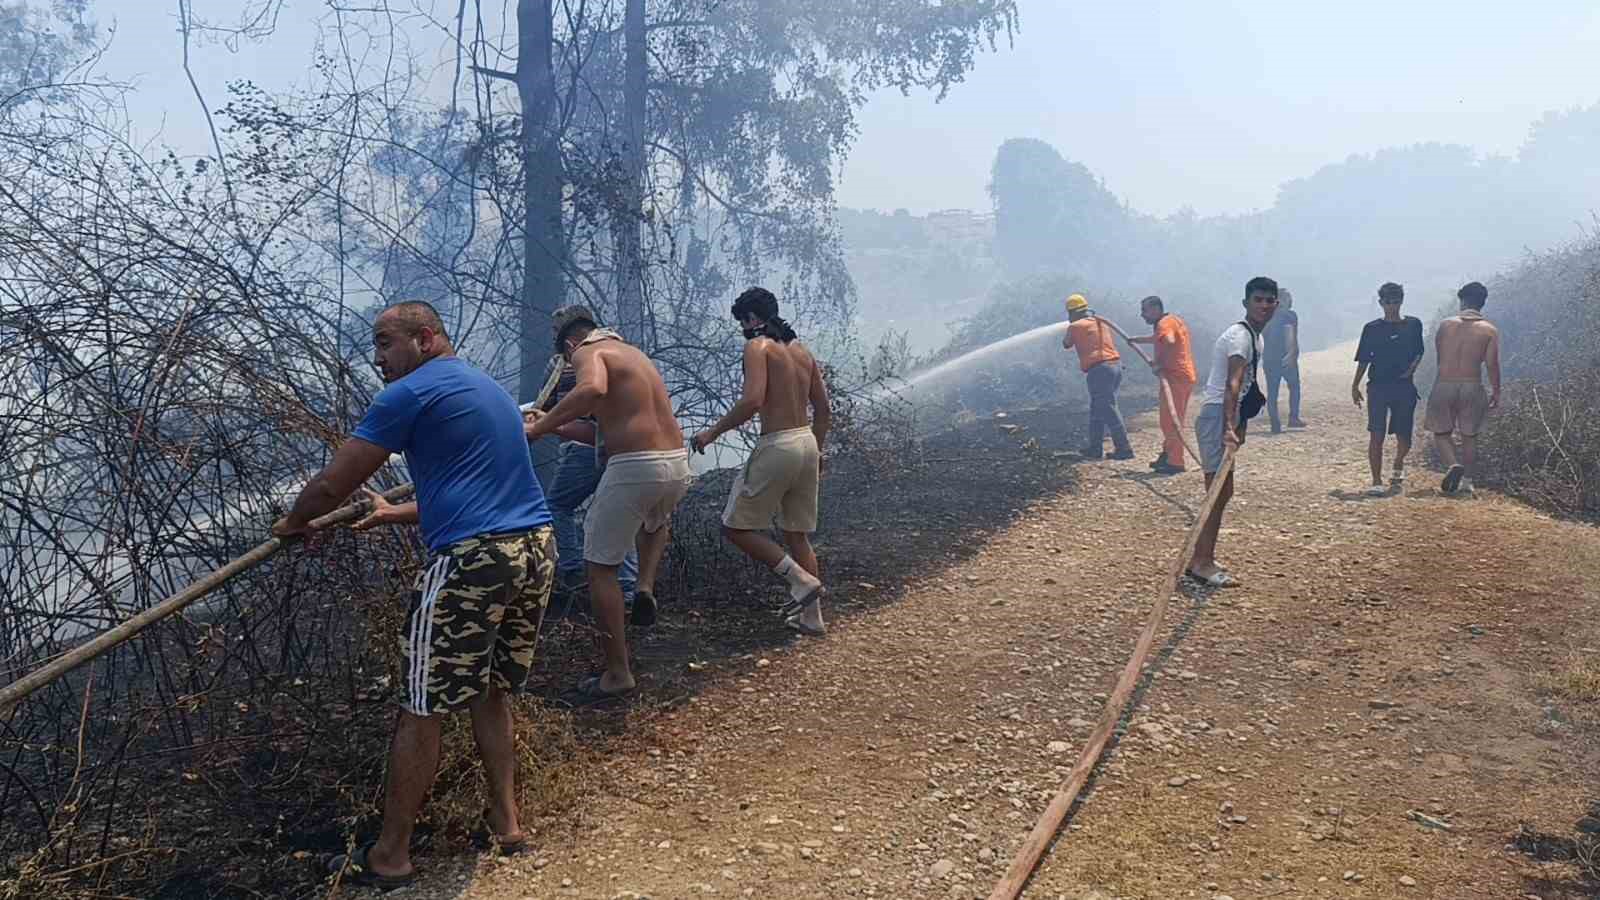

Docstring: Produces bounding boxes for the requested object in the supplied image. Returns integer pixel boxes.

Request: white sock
[773,555,820,602]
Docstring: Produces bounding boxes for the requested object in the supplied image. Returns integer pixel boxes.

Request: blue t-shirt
[353,357,551,553]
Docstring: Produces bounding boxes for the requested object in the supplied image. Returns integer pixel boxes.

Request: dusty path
[392,344,1600,900]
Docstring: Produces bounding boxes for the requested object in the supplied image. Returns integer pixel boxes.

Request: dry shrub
[1475,367,1600,517]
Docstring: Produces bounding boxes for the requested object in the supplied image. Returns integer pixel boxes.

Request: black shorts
[1367,381,1418,437]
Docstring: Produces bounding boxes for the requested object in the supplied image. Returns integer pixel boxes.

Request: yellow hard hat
[1065,294,1089,312]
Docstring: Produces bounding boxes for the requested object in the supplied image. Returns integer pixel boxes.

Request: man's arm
[526,348,607,440]
[692,342,767,452]
[808,356,832,452]
[1223,354,1248,448]
[1351,362,1369,406]
[273,438,393,536]
[352,488,420,531]
[1284,322,1299,364]
[1486,326,1502,408]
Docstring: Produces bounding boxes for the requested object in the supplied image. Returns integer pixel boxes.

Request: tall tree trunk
[613,0,647,346]
[516,0,563,485]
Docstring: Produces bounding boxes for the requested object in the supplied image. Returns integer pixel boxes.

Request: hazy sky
[92,1,1600,218]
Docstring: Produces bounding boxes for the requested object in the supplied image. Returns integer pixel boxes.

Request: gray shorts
[1194,403,1235,474]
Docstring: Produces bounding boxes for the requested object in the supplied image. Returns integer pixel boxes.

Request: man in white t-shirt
[1188,276,1279,588]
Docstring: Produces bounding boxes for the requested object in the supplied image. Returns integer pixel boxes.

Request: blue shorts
[1366,381,1418,437]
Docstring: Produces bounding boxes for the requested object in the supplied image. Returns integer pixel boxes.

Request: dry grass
[1542,650,1600,704]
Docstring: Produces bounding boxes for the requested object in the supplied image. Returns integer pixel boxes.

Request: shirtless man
[691,287,832,636]
[524,306,689,700]
[1424,282,1501,496]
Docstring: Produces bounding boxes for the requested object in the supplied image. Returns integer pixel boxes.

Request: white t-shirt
[1200,322,1263,407]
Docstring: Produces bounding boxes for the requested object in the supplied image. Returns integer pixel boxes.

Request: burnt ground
[528,387,1159,727]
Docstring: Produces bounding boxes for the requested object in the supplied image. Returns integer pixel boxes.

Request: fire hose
[987,443,1235,898]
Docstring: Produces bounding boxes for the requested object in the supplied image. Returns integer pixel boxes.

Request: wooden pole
[1,358,569,717]
[986,446,1237,900]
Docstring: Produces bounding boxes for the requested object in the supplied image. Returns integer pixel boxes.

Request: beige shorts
[1424,380,1490,436]
[722,427,820,533]
[584,448,691,566]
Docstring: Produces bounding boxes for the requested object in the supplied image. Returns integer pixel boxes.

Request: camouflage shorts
[400,526,555,715]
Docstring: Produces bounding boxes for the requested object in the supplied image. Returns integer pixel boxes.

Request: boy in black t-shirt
[1352,282,1425,496]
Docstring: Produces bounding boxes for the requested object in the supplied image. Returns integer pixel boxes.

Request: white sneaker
[1458,478,1476,498]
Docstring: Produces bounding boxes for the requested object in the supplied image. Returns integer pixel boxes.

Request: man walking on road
[1188,276,1277,588]
[535,353,640,619]
[1263,288,1307,433]
[273,301,556,886]
[524,306,690,701]
[1062,293,1134,461]
[1425,281,1501,497]
[1352,282,1425,497]
[692,287,833,636]
[1126,295,1196,474]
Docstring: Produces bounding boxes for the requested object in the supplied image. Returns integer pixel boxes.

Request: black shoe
[631,591,658,629]
[1108,447,1136,461]
[1288,419,1308,429]
[1149,452,1169,470]
[1077,446,1104,460]
[1152,462,1187,475]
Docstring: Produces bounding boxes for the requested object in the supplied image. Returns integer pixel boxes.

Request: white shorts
[583,448,691,566]
[722,427,820,533]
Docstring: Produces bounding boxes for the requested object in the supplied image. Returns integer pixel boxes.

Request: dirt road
[392,344,1600,900]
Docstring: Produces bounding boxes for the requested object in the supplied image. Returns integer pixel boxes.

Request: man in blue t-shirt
[273,301,553,887]
[1352,282,1426,497]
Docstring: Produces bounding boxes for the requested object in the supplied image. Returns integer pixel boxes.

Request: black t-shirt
[1263,308,1299,359]
[1354,316,1424,383]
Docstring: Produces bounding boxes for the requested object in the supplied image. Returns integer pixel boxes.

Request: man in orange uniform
[1127,295,1196,474]
[1061,293,1134,460]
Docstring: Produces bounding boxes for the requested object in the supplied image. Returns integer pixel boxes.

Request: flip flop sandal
[327,841,416,889]
[1184,569,1239,588]
[784,613,826,637]
[559,673,635,708]
[469,815,530,856]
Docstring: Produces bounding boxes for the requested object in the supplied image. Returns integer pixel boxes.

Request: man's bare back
[1435,314,1500,383]
[572,340,683,454]
[750,337,827,437]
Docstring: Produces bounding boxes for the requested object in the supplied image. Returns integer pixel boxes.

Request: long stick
[987,446,1237,900]
[0,484,416,716]
[1,357,570,717]
[1097,316,1201,467]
